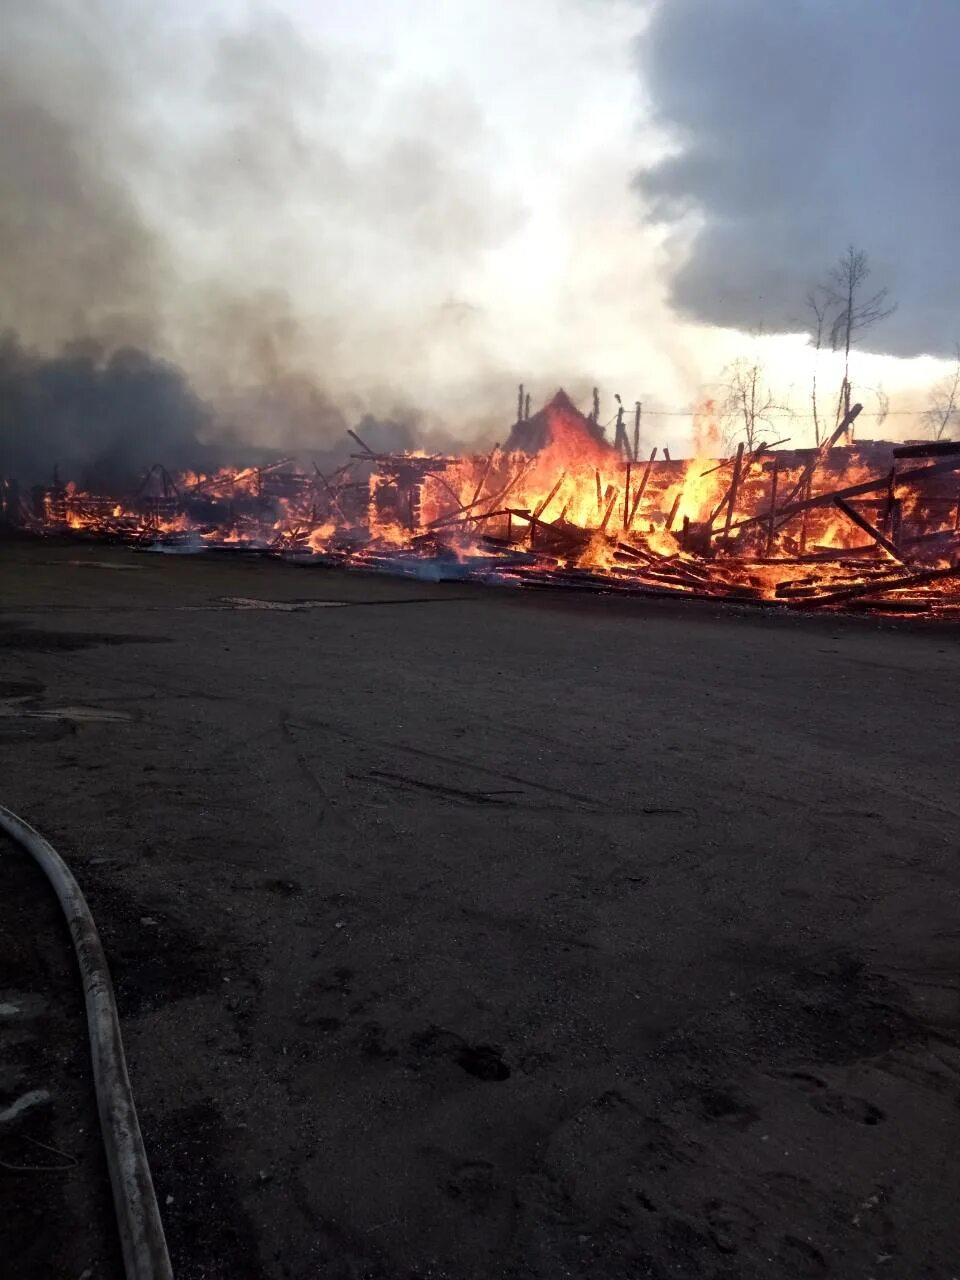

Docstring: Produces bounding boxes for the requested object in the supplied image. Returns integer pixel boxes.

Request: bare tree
[872,384,890,434]
[823,246,896,425]
[805,286,830,445]
[923,344,960,440]
[719,358,791,452]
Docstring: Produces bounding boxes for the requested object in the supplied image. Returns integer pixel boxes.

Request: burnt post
[666,492,682,531]
[765,458,780,555]
[592,386,600,425]
[723,442,745,539]
[517,384,524,422]
[633,402,642,462]
[799,476,812,555]
[614,401,626,455]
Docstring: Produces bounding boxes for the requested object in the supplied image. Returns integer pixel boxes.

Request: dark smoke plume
[0,335,213,487]
[636,0,960,359]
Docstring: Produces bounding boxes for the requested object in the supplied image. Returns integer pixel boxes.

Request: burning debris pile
[3,391,960,615]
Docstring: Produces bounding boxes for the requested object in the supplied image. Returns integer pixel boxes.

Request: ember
[4,391,960,615]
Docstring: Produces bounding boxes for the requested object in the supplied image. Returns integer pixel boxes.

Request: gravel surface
[2,541,959,1279]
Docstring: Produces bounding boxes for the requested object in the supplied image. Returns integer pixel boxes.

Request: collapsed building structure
[3,391,959,614]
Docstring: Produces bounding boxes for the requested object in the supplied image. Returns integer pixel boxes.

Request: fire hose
[0,804,173,1280]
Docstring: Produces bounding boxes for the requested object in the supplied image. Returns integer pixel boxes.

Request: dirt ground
[1,541,959,1280]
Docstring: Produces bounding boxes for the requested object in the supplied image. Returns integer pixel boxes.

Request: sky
[0,0,955,457]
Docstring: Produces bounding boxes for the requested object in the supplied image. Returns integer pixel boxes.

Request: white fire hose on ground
[0,804,173,1280]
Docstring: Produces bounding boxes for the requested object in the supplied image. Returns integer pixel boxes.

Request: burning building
[3,390,960,614]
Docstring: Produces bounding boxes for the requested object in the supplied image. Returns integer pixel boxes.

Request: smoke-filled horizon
[1,0,666,464]
[0,0,956,479]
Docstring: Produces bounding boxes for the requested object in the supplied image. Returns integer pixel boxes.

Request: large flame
[9,391,960,613]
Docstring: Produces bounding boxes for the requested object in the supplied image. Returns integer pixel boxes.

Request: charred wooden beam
[719,442,745,536]
[613,402,626,455]
[733,451,960,532]
[665,492,682,531]
[534,471,566,520]
[796,563,960,610]
[778,402,863,514]
[313,464,350,523]
[626,448,657,530]
[428,459,532,528]
[765,458,780,555]
[598,485,619,533]
[798,476,812,555]
[347,429,376,456]
[893,440,960,459]
[833,496,905,563]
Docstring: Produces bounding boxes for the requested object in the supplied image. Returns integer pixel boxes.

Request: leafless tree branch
[923,343,960,440]
[719,357,792,452]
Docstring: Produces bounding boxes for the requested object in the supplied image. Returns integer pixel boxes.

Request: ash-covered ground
[2,542,959,1280]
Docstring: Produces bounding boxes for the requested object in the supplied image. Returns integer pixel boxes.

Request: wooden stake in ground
[633,403,642,463]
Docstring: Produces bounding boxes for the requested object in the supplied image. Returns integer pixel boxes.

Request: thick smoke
[0,335,214,487]
[0,1,525,474]
[636,0,960,359]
